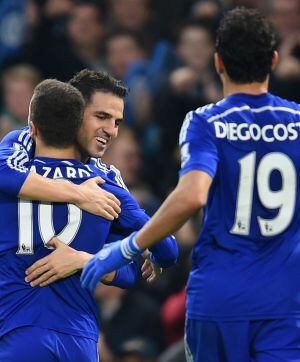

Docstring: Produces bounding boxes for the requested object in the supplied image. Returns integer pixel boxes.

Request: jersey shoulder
[0,126,34,159]
[89,158,129,191]
[269,93,300,111]
[179,102,226,146]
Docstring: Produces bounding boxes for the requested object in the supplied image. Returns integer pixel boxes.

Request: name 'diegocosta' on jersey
[214,121,300,142]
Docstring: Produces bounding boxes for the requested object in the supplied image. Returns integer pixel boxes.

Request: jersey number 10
[231,152,296,237]
[17,200,82,255]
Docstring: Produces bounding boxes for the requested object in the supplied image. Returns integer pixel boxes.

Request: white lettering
[237,123,250,141]
[53,167,63,179]
[261,125,274,143]
[78,168,91,178]
[30,165,37,173]
[214,121,300,142]
[42,167,52,177]
[287,123,298,141]
[228,123,238,141]
[273,124,288,141]
[66,167,77,178]
[214,121,227,138]
[249,124,261,141]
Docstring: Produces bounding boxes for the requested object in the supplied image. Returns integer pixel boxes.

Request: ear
[29,121,38,138]
[271,50,278,70]
[214,52,225,75]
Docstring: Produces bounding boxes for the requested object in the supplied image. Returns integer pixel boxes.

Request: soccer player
[0,70,122,220]
[0,69,178,282]
[82,7,300,361]
[0,79,113,361]
[0,71,178,361]
[0,79,177,362]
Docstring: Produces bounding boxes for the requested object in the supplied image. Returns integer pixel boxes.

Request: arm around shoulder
[19,174,121,219]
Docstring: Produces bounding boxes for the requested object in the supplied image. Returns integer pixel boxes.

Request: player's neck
[35,141,79,160]
[222,77,269,98]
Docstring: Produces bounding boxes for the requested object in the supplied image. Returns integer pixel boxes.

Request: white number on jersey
[231,152,296,237]
[17,180,82,254]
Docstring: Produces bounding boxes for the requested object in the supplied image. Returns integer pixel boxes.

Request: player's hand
[141,259,163,283]
[81,232,143,293]
[25,237,92,287]
[76,177,121,220]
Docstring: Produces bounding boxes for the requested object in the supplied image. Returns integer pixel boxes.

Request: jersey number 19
[231,152,296,237]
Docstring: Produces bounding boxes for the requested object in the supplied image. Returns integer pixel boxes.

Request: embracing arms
[0,129,121,219]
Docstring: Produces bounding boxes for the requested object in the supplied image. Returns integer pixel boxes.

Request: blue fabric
[81,232,142,293]
[0,157,111,341]
[179,93,300,321]
[108,260,139,289]
[185,318,300,362]
[102,240,140,289]
[0,128,32,195]
[148,235,178,268]
[0,128,178,338]
[0,128,178,268]
[0,326,98,362]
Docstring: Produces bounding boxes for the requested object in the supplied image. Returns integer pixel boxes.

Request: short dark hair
[216,7,277,83]
[68,69,129,104]
[30,79,85,147]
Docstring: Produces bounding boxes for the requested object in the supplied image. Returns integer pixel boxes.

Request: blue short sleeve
[179,111,219,179]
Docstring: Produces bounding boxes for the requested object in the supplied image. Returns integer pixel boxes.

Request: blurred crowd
[0,0,299,361]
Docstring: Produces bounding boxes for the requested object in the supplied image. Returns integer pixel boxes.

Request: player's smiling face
[77,91,124,160]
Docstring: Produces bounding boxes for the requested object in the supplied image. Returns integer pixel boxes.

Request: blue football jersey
[0,127,178,267]
[179,93,300,321]
[0,157,111,340]
[0,130,178,339]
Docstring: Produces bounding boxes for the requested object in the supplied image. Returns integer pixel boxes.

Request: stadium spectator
[267,0,300,102]
[0,64,41,139]
[105,31,146,81]
[190,0,223,28]
[153,20,221,196]
[106,0,160,49]
[27,1,106,81]
[102,126,142,189]
[105,30,153,127]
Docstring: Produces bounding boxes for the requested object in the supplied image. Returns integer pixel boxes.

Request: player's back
[0,157,111,341]
[180,93,300,321]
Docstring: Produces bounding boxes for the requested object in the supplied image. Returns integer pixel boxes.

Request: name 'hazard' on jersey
[0,157,112,341]
[179,93,300,321]
[0,129,178,339]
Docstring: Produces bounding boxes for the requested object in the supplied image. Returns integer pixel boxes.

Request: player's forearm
[19,172,85,203]
[103,261,138,288]
[148,235,179,268]
[76,251,94,269]
[136,171,211,250]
